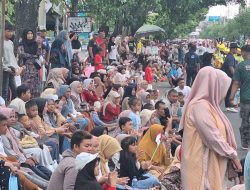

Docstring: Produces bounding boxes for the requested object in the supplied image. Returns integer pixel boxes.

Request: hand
[98,174,108,184]
[232,158,242,172]
[153,165,165,174]
[25,158,36,167]
[108,171,118,187]
[10,165,19,175]
[54,108,60,115]
[142,161,152,170]
[117,177,129,185]
[56,127,68,134]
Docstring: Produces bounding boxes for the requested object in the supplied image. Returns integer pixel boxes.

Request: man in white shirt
[2,22,19,102]
[9,85,31,114]
[175,78,191,101]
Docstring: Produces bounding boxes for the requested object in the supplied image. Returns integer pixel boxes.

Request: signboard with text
[67,17,91,32]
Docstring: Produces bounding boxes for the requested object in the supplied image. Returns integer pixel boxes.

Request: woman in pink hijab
[179,67,241,190]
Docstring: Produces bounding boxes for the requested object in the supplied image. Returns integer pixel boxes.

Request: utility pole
[0,0,5,96]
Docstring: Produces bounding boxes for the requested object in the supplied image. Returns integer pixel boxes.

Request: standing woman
[49,38,68,69]
[17,29,41,97]
[180,67,241,189]
[57,30,73,67]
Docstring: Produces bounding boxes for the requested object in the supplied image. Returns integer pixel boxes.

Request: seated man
[174,78,191,101]
[47,131,93,190]
[10,85,31,114]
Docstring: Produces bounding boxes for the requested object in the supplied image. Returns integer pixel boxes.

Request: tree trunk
[14,0,41,48]
[71,0,79,12]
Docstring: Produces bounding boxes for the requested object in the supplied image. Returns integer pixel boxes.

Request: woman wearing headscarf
[49,38,68,69]
[138,124,172,178]
[45,68,69,90]
[119,136,160,189]
[81,79,99,106]
[57,30,73,65]
[70,81,83,110]
[98,135,129,188]
[179,67,240,190]
[101,91,121,123]
[74,152,117,190]
[57,85,89,130]
[94,77,106,99]
[17,29,41,97]
[141,92,151,106]
[0,108,52,181]
[121,84,136,111]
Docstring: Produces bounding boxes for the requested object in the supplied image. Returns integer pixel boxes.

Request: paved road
[154,82,248,159]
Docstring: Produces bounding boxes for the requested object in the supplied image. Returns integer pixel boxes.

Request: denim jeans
[186,69,197,87]
[132,173,160,189]
[67,117,89,130]
[45,141,59,162]
[2,71,16,102]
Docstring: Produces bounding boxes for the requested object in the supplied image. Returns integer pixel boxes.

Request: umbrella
[134,25,165,39]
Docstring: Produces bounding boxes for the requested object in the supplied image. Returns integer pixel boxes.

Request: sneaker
[227,107,239,113]
[241,146,249,150]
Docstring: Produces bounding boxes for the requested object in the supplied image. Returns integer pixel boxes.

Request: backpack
[186,52,199,69]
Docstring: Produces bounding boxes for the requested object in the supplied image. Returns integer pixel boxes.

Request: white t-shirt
[175,86,191,101]
[0,136,7,157]
[108,45,118,60]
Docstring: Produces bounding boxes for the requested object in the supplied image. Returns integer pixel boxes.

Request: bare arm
[229,81,240,102]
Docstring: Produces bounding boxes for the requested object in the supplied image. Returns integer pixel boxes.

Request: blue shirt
[128,112,141,131]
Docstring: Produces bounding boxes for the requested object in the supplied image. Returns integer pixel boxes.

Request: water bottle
[132,176,138,187]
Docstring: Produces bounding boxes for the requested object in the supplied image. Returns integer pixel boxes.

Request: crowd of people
[1,20,250,190]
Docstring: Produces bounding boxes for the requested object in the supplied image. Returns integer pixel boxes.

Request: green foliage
[200,7,250,40]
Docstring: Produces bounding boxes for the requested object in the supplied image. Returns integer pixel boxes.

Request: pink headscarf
[179,66,236,149]
[0,108,25,158]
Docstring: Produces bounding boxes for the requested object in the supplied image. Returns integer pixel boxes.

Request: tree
[200,7,250,40]
[82,0,245,38]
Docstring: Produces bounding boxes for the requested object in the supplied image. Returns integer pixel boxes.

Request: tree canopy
[6,0,245,40]
[200,7,250,40]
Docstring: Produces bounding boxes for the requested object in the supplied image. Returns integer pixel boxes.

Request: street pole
[0,0,5,96]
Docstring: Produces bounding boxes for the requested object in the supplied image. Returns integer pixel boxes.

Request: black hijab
[50,38,67,67]
[19,29,38,55]
[123,84,137,101]
[74,158,102,190]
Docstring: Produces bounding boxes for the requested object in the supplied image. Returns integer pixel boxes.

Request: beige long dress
[182,101,237,190]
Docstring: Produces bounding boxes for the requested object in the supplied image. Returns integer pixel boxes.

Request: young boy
[18,114,39,138]
[118,117,133,134]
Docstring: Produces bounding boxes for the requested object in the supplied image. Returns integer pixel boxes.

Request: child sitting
[119,136,160,189]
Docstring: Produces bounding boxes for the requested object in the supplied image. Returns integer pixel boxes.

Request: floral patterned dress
[17,45,45,97]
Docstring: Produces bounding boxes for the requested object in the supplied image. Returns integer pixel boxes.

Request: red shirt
[94,54,104,71]
[101,103,121,122]
[144,66,153,84]
[96,37,106,57]
[102,183,116,190]
[81,89,99,106]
